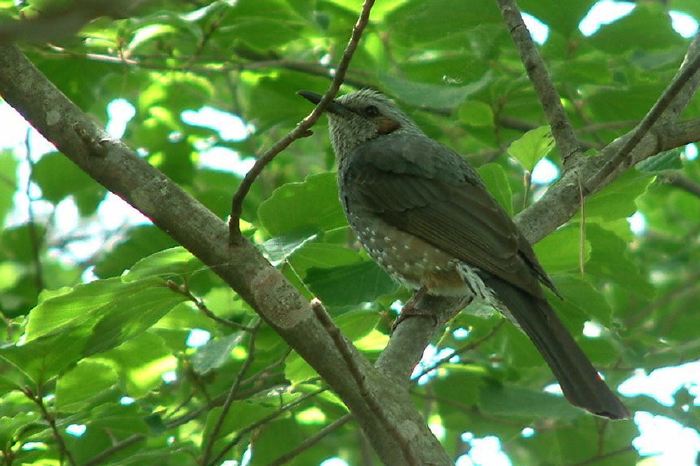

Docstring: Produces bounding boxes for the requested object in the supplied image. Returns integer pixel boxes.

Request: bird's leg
[392,286,438,332]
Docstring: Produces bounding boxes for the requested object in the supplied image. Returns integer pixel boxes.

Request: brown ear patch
[376,116,401,134]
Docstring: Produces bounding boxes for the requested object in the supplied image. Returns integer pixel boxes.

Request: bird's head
[298,89,421,158]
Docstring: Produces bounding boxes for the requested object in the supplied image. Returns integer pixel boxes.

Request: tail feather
[485,277,630,420]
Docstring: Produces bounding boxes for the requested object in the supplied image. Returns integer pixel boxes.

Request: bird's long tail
[485,277,630,420]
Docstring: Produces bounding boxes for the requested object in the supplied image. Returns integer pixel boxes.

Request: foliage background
[0,0,699,464]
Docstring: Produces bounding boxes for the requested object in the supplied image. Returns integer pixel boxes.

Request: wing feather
[341,133,553,297]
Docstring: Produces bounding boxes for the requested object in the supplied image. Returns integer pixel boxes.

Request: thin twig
[568,445,637,466]
[227,0,376,242]
[208,388,327,466]
[22,387,76,466]
[578,176,586,276]
[626,270,700,329]
[660,171,700,198]
[165,350,292,429]
[586,53,700,192]
[83,434,145,466]
[42,46,375,88]
[413,321,505,381]
[166,280,253,331]
[201,320,262,465]
[267,414,353,466]
[496,0,582,167]
[310,299,417,466]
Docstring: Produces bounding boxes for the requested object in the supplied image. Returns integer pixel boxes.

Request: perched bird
[299,89,629,420]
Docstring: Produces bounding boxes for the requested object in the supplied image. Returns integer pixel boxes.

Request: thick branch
[517,36,700,243]
[496,0,582,166]
[0,44,451,466]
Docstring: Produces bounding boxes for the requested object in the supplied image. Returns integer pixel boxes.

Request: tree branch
[227,0,376,241]
[311,300,417,465]
[268,414,353,466]
[202,320,261,465]
[496,0,582,167]
[517,35,700,244]
[660,171,700,198]
[0,41,451,465]
[412,321,505,381]
[22,387,76,466]
[83,434,145,466]
[584,52,700,193]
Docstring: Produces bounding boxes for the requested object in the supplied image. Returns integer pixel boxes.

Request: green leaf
[192,333,244,375]
[478,163,513,215]
[305,261,398,307]
[83,283,187,355]
[534,223,590,273]
[128,24,180,51]
[55,359,118,411]
[285,351,317,385]
[258,173,347,237]
[32,152,104,214]
[250,418,309,465]
[636,148,683,172]
[25,277,183,343]
[287,240,362,272]
[433,366,485,414]
[261,232,319,266]
[0,326,89,383]
[0,412,40,449]
[479,383,580,419]
[203,400,279,442]
[507,126,554,172]
[94,225,177,278]
[380,71,493,111]
[519,0,596,37]
[585,224,652,297]
[334,309,380,342]
[458,100,494,127]
[26,278,126,342]
[552,274,612,326]
[386,0,501,46]
[138,72,214,113]
[0,151,17,224]
[583,171,651,221]
[123,246,203,282]
[100,332,176,398]
[589,3,685,54]
[220,18,304,50]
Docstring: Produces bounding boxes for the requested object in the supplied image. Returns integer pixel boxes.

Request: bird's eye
[364,105,380,117]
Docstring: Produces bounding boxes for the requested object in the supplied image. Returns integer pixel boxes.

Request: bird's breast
[345,210,470,296]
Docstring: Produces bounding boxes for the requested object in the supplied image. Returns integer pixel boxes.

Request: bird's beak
[297,90,351,116]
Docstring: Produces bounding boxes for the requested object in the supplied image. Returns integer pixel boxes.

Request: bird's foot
[391,287,437,332]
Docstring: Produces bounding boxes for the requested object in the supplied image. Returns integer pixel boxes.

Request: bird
[298,89,630,420]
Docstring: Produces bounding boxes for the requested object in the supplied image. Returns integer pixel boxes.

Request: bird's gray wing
[342,133,553,298]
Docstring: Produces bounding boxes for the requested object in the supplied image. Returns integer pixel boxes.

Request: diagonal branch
[660,171,700,198]
[268,414,353,466]
[0,39,452,466]
[584,52,700,193]
[311,299,417,465]
[496,0,582,167]
[201,320,261,466]
[22,387,76,466]
[517,35,700,244]
[227,0,375,242]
